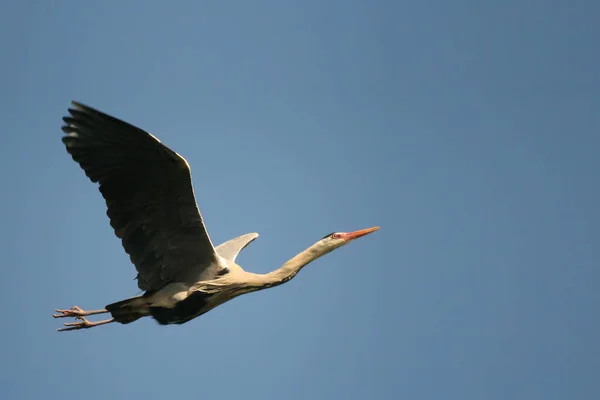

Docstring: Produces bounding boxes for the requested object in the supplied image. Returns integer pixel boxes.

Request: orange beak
[339,226,380,241]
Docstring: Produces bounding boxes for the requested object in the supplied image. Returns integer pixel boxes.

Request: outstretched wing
[61,101,218,292]
[214,233,259,263]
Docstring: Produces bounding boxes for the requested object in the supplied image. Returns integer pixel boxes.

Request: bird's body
[53,101,379,331]
[106,256,272,326]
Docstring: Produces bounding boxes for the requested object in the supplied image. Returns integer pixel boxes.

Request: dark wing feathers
[61,101,217,291]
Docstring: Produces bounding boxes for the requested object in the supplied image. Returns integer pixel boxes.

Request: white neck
[263,241,336,287]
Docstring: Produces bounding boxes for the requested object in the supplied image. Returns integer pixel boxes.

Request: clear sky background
[0,1,598,399]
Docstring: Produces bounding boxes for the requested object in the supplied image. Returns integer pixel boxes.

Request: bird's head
[316,226,380,254]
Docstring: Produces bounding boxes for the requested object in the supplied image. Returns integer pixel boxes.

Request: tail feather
[105,295,150,324]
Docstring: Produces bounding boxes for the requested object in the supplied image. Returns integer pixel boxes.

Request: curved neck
[264,242,335,287]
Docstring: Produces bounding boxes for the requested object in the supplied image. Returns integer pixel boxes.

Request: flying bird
[53,101,379,331]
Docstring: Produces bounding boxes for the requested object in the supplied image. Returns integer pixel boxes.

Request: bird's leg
[57,316,115,332]
[53,305,108,319]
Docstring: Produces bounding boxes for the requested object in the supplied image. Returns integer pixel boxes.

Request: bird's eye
[331,233,339,239]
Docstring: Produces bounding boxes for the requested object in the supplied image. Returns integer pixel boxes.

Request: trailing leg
[53,305,108,319]
[57,316,115,332]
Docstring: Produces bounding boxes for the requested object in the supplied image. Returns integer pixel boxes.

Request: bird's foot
[53,306,107,318]
[56,316,114,332]
[57,316,94,332]
[53,305,86,318]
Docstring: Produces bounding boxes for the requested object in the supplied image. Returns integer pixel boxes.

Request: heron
[53,101,379,332]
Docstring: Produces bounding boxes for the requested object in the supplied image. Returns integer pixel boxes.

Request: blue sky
[1,1,599,399]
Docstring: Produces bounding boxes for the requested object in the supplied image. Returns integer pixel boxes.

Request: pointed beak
[339,226,380,241]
